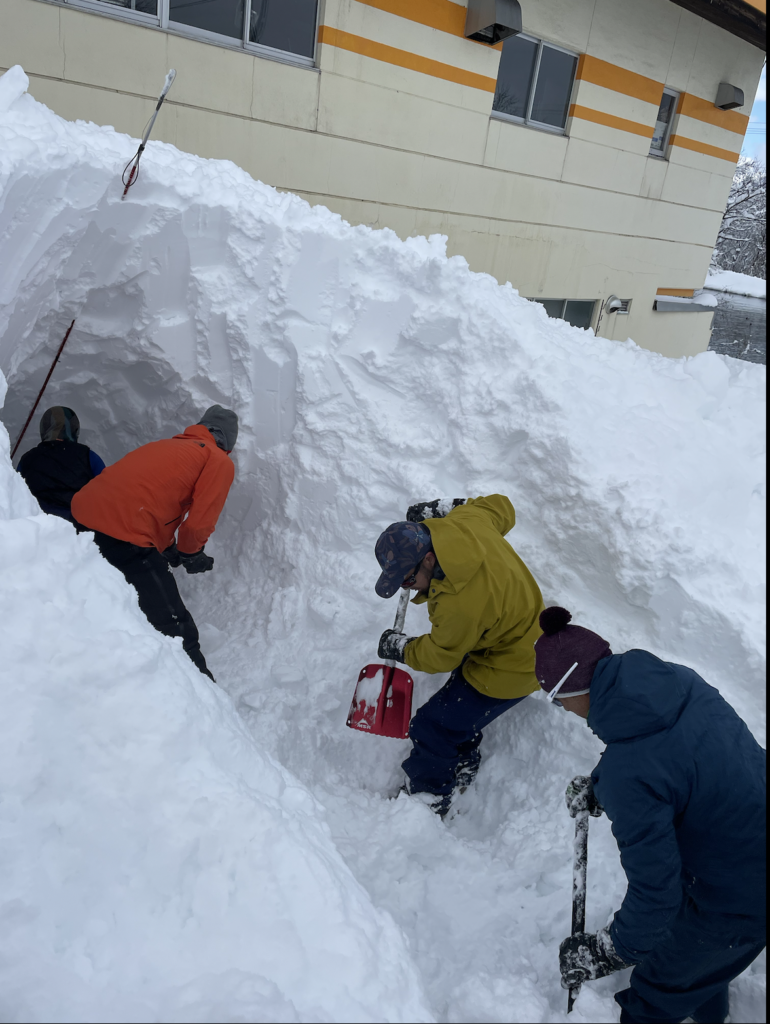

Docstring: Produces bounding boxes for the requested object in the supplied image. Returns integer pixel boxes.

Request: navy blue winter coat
[589,651,766,964]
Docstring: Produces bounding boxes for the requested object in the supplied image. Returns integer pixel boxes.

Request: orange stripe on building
[317,25,498,91]
[569,104,654,138]
[576,54,663,105]
[356,0,465,37]
[669,134,741,162]
[354,0,503,47]
[657,288,696,297]
[679,92,750,135]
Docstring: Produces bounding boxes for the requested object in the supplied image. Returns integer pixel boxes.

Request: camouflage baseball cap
[374,521,433,598]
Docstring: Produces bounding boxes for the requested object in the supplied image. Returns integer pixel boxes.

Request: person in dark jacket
[534,606,766,1024]
[71,405,238,682]
[16,406,105,523]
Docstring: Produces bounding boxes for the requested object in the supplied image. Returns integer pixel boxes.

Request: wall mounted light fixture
[464,0,522,45]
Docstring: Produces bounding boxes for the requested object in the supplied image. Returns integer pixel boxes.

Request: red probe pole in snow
[10,319,76,461]
[121,68,177,198]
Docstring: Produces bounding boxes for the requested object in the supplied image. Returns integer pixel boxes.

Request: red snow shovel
[346,589,414,739]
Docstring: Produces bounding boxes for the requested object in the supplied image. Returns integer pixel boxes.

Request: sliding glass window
[63,0,319,62]
[534,299,596,330]
[493,34,578,133]
[649,88,679,157]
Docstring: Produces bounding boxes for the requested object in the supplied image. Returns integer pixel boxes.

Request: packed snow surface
[0,65,766,1023]
[706,268,767,299]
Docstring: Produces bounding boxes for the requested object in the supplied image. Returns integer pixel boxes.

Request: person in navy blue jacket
[16,406,105,523]
[534,606,766,1024]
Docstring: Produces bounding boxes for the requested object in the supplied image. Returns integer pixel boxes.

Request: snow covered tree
[711,158,766,279]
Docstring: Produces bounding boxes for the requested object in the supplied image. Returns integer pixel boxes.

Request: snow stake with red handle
[347,589,414,739]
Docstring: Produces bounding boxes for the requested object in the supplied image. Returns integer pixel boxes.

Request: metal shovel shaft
[385,589,411,666]
[374,589,411,732]
[568,809,589,1013]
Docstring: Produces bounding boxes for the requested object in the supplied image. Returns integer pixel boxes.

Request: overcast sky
[740,62,766,164]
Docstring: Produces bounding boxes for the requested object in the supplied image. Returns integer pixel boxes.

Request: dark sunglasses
[401,560,424,588]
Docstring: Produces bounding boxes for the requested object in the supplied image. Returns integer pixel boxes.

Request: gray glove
[378,629,416,663]
[565,776,603,818]
[559,928,635,989]
[406,498,466,522]
[179,548,215,574]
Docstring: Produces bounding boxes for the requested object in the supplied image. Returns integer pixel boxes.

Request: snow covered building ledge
[1,0,765,358]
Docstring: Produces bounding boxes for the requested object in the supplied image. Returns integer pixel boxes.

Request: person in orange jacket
[72,405,238,680]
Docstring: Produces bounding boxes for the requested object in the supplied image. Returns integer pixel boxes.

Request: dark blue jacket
[17,442,105,521]
[589,651,766,964]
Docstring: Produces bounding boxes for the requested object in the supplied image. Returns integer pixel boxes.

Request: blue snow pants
[401,664,526,796]
[616,895,766,1023]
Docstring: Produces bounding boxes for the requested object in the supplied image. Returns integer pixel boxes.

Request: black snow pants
[616,894,766,1024]
[93,532,213,679]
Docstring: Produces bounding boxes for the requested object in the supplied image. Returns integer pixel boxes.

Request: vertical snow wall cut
[0,65,766,1023]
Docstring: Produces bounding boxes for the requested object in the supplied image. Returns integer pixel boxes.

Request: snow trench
[0,66,766,1023]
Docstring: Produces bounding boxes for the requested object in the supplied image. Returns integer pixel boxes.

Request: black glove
[559,929,634,989]
[178,548,215,574]
[378,629,416,663]
[162,543,183,568]
[406,498,466,522]
[565,776,603,818]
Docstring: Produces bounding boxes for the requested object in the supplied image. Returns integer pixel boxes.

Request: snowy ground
[706,269,767,299]
[0,65,766,1023]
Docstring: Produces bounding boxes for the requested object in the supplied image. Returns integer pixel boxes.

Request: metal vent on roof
[464,0,522,45]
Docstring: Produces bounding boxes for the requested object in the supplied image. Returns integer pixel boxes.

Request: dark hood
[40,406,80,443]
[198,405,238,452]
[588,650,693,744]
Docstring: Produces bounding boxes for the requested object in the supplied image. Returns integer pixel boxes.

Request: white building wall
[1,0,765,357]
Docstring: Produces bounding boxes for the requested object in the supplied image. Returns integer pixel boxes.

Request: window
[81,0,158,13]
[649,88,678,157]
[248,0,318,59]
[534,299,596,330]
[170,0,244,40]
[493,34,578,132]
[63,0,319,62]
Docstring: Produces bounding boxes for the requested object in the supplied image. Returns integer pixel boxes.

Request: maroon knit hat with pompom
[534,607,612,699]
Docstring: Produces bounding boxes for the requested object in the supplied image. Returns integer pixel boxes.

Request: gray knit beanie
[198,405,238,452]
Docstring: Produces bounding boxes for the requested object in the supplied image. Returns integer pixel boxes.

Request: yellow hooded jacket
[403,495,544,699]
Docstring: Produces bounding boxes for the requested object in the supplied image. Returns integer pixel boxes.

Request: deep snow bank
[706,268,767,298]
[0,379,432,1024]
[0,65,766,1023]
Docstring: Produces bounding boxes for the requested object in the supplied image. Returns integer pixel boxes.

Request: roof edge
[668,0,766,50]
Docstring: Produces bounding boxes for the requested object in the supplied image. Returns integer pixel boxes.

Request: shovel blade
[346,663,414,739]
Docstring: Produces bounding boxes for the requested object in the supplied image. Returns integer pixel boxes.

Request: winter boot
[400,780,453,818]
[455,755,480,793]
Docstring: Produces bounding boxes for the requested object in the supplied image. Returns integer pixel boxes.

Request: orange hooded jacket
[71,425,235,553]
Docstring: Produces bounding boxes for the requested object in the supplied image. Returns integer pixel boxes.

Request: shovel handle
[567,809,590,1013]
[385,589,411,669]
[374,590,410,731]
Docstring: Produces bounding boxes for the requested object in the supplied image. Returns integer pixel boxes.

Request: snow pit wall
[1,66,764,737]
[0,62,766,1024]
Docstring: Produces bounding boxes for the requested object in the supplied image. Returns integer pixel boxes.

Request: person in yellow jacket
[374,495,544,815]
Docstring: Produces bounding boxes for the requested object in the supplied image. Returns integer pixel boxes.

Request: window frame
[531,298,597,330]
[58,0,319,69]
[648,87,679,159]
[490,32,579,136]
